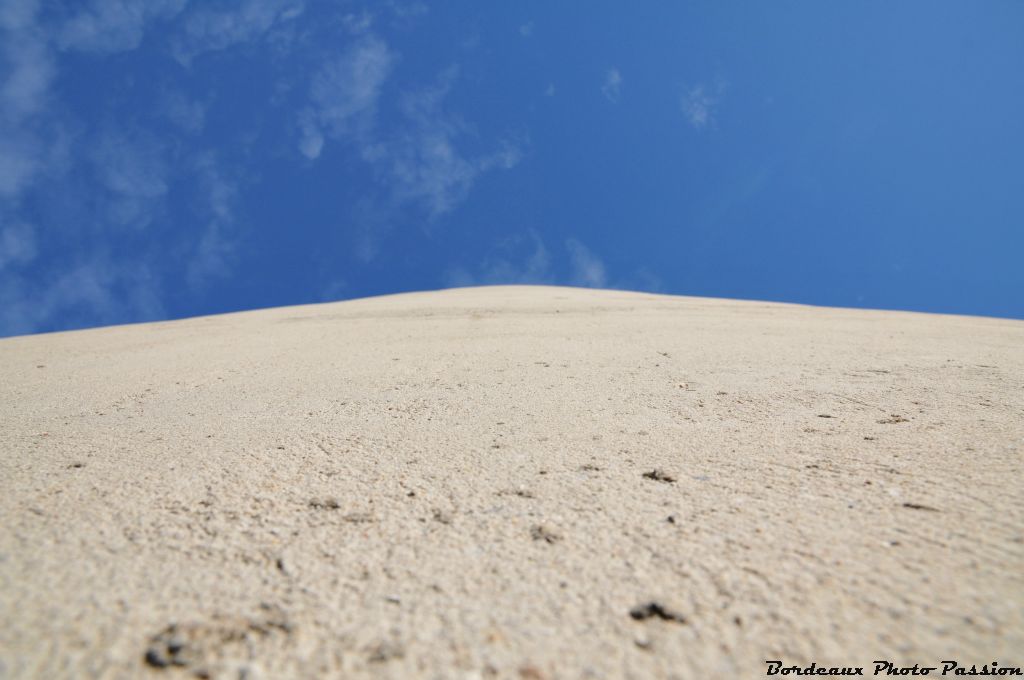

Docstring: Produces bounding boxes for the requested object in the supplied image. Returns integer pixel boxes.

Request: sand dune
[1,285,1022,679]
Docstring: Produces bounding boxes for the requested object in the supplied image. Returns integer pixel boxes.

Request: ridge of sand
[1,285,1022,678]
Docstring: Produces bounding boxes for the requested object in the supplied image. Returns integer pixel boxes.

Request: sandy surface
[1,285,1022,679]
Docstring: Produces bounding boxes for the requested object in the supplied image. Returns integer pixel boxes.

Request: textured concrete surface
[1,286,1022,679]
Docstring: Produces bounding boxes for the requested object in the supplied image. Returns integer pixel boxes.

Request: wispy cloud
[299,52,524,258]
[1,20,52,120]
[187,222,233,291]
[519,21,534,38]
[186,153,242,289]
[382,67,523,218]
[92,130,169,228]
[386,1,428,26]
[681,82,724,129]
[57,0,187,54]
[602,68,622,103]
[0,0,300,336]
[298,35,395,160]
[0,254,165,336]
[447,233,609,289]
[1,2,533,335]
[447,231,552,287]
[0,221,36,271]
[0,1,168,335]
[0,2,56,198]
[0,0,38,29]
[159,88,207,134]
[566,238,607,288]
[172,0,304,64]
[343,11,373,34]
[0,132,45,199]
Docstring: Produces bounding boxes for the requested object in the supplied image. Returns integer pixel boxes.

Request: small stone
[144,647,171,668]
[901,502,939,512]
[144,634,190,669]
[238,662,263,680]
[530,525,561,544]
[518,665,545,680]
[642,469,676,483]
[629,601,687,623]
[368,641,404,663]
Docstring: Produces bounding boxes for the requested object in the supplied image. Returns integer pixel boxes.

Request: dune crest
[2,286,1022,678]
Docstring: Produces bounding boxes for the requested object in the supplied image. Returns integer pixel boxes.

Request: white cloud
[301,55,523,241]
[198,155,237,223]
[376,68,523,218]
[544,83,555,97]
[342,11,373,34]
[319,278,348,302]
[186,153,240,289]
[92,131,169,228]
[384,66,524,229]
[173,0,305,64]
[519,22,534,37]
[447,231,552,287]
[0,221,36,271]
[386,1,428,25]
[602,68,622,103]
[280,4,304,21]
[0,0,291,335]
[186,222,233,290]
[1,26,53,121]
[160,89,206,134]
[94,135,167,198]
[623,267,662,293]
[298,35,395,160]
[681,83,724,130]
[57,0,187,54]
[0,255,164,336]
[566,238,606,288]
[0,134,43,198]
[385,132,479,217]
[0,121,69,203]
[297,128,324,160]
[447,233,608,289]
[0,0,40,30]
[0,2,56,198]
[348,197,389,263]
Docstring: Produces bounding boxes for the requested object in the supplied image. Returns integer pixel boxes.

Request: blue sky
[1,2,1022,336]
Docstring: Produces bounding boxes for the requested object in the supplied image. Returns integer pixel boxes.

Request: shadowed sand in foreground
[1,286,1022,678]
